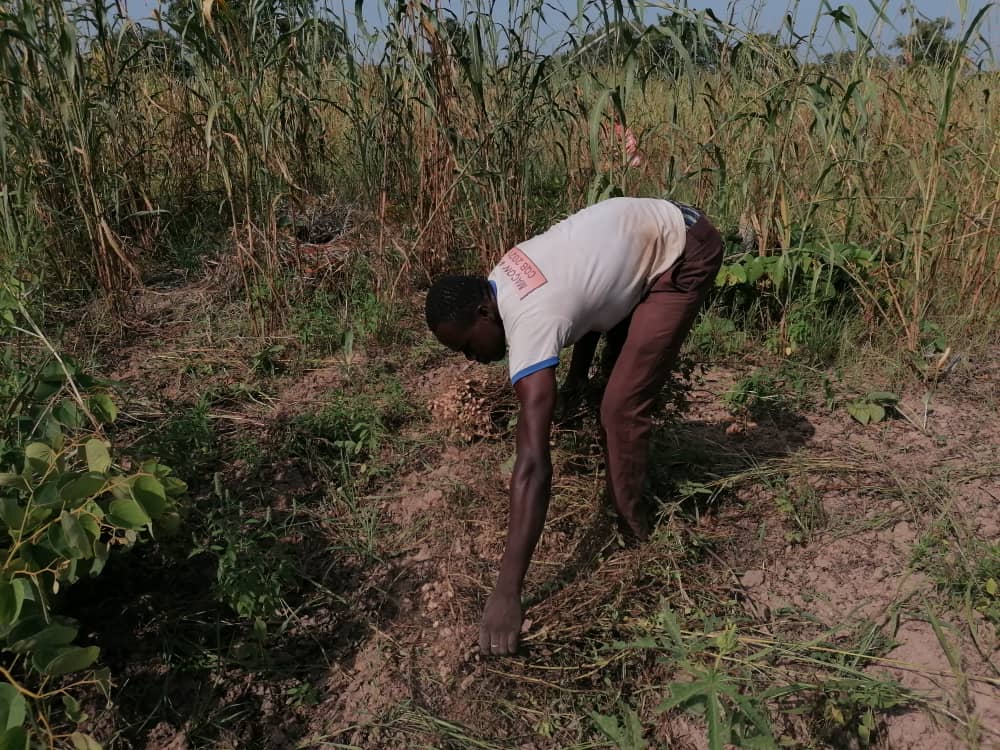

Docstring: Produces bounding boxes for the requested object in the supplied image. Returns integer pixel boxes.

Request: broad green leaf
[70,733,102,750]
[42,418,63,452]
[162,477,187,498]
[85,440,112,473]
[78,512,100,538]
[131,476,167,519]
[0,498,26,531]
[726,264,748,284]
[141,461,171,477]
[53,400,82,429]
[23,443,55,474]
[60,512,93,559]
[868,403,886,423]
[985,577,997,596]
[60,473,107,504]
[38,645,100,677]
[94,667,112,697]
[87,394,117,424]
[88,542,110,578]
[0,683,26,731]
[109,478,132,501]
[107,498,150,529]
[0,726,28,750]
[11,619,78,654]
[32,378,63,401]
[0,579,33,626]
[846,401,871,424]
[33,481,63,508]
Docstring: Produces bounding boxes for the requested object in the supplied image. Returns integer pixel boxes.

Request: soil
[66,287,1000,749]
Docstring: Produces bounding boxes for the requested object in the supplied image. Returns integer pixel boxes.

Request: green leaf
[587,88,612,173]
[42,418,63,452]
[70,733,102,750]
[985,578,998,597]
[87,394,117,424]
[0,683,27,731]
[87,542,110,578]
[62,694,85,723]
[38,645,100,677]
[131,476,167,519]
[0,498,26,532]
[162,477,187,498]
[53,400,83,429]
[846,400,871,424]
[11,619,78,654]
[590,712,625,745]
[23,443,56,474]
[0,726,28,750]
[60,512,93,559]
[33,481,63,508]
[705,690,725,750]
[868,403,886,423]
[79,513,100,539]
[85,440,112,473]
[0,579,33,627]
[107,497,151,529]
[60,473,107,504]
[656,680,708,713]
[867,391,898,404]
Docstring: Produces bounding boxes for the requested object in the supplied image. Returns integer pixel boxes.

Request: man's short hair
[425,275,491,330]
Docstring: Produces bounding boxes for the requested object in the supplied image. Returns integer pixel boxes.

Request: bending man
[424,196,724,656]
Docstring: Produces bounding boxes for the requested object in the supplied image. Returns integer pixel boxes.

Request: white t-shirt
[487,197,688,383]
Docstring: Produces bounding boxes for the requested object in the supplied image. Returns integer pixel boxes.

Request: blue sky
[122,0,998,59]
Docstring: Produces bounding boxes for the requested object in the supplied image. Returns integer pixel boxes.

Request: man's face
[433,307,506,364]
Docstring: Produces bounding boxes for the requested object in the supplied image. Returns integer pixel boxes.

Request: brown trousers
[600,214,724,531]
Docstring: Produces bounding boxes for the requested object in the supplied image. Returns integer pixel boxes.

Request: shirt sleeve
[507,317,573,384]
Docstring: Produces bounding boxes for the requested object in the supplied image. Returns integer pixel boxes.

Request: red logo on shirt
[497,247,547,299]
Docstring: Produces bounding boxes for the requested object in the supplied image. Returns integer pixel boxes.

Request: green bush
[1,280,187,746]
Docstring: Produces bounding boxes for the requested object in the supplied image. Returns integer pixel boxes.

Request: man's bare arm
[479,366,556,655]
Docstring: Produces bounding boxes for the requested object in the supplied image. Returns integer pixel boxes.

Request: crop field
[0,0,998,748]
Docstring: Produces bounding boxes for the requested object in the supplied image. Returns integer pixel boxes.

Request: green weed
[722,368,799,420]
[192,474,297,631]
[912,521,1000,626]
[140,397,219,482]
[773,480,828,544]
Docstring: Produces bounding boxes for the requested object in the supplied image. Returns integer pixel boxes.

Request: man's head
[425,275,506,364]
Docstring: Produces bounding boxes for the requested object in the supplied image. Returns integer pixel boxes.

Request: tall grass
[0,0,996,343]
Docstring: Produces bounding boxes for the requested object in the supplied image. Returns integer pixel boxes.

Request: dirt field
[59,281,1000,750]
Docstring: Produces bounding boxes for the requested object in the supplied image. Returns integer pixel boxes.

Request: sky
[120,0,998,61]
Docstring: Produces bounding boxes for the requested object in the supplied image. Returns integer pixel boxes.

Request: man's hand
[479,588,522,656]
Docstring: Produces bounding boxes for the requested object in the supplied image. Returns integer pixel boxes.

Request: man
[424,196,724,656]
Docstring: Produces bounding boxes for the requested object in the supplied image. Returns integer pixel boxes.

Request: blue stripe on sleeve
[511,357,559,384]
